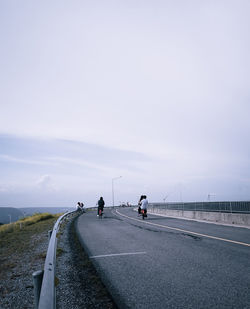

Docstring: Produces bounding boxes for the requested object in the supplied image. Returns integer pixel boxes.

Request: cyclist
[138,195,144,216]
[141,195,148,218]
[97,197,105,216]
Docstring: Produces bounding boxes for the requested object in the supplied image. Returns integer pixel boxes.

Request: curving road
[76,207,250,309]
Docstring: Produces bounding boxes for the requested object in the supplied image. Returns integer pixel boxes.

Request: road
[76,207,250,309]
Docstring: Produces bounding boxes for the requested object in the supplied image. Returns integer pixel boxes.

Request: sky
[0,0,250,207]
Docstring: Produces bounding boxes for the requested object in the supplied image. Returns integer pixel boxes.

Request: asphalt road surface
[76,207,250,309]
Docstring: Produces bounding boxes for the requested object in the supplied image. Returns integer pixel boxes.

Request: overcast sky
[0,1,250,207]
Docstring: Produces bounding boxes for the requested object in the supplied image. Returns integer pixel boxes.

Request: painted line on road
[90,252,147,259]
[115,210,250,247]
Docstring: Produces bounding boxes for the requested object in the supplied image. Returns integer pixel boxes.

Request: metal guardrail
[150,201,250,213]
[33,210,77,309]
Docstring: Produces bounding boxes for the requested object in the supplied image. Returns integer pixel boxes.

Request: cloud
[0,154,49,166]
[36,174,51,186]
[36,174,57,192]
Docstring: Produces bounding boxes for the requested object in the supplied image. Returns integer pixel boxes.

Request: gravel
[0,230,50,309]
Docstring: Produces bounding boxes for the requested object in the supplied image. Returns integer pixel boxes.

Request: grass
[0,212,64,308]
[56,247,65,257]
[0,213,58,236]
[0,213,61,272]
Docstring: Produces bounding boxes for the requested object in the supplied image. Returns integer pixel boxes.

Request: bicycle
[98,207,103,219]
[141,209,147,220]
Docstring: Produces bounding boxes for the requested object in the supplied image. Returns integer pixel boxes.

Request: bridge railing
[149,201,250,213]
[33,209,77,309]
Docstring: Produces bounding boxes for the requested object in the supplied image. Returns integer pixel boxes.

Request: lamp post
[112,176,122,207]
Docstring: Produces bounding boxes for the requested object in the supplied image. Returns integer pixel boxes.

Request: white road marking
[90,252,147,259]
[114,209,250,247]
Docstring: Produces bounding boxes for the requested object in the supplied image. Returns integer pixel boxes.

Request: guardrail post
[48,230,52,243]
[33,270,44,309]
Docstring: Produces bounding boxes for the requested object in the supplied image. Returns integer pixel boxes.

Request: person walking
[97,197,105,216]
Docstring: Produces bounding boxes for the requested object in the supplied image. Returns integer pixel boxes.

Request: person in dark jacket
[138,195,144,216]
[97,197,105,216]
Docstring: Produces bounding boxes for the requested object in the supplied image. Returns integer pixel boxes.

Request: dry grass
[0,213,60,271]
[0,213,60,236]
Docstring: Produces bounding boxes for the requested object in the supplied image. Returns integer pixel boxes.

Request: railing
[33,209,77,309]
[149,201,250,213]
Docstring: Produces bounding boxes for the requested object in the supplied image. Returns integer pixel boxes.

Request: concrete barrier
[147,206,250,227]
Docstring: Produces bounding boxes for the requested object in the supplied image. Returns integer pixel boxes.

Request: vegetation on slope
[0,213,60,279]
[0,213,61,308]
